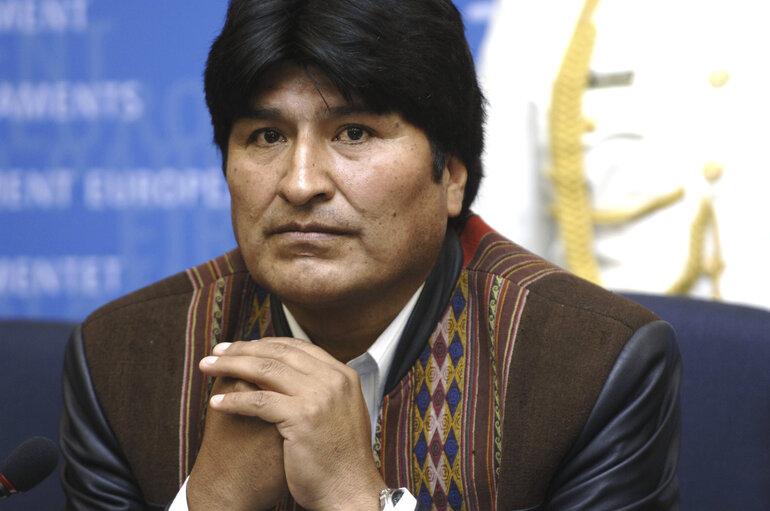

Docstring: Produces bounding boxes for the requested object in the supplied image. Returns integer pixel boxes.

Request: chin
[252,263,355,303]
[273,282,369,311]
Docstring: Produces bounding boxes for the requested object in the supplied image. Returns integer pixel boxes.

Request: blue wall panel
[0,0,492,320]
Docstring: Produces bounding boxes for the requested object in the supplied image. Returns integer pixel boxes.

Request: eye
[247,128,285,146]
[344,127,365,141]
[334,126,369,143]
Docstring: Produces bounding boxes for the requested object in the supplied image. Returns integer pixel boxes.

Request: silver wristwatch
[379,488,405,510]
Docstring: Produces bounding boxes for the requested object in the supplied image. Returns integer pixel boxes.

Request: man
[59,1,681,510]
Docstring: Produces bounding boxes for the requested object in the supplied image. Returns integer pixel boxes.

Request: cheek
[348,153,436,211]
[226,173,248,207]
[227,165,272,217]
[226,175,247,243]
[385,172,446,221]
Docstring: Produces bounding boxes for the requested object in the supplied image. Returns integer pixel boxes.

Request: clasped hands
[186,338,386,511]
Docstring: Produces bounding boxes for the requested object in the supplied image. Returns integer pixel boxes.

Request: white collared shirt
[283,283,423,440]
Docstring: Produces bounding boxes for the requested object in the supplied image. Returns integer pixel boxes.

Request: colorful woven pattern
[179,252,239,484]
[376,221,565,510]
[411,273,469,509]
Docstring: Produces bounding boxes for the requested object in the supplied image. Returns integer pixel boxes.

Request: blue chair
[625,293,770,511]
[0,320,73,510]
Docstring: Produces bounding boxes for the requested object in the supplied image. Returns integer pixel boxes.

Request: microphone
[0,436,59,499]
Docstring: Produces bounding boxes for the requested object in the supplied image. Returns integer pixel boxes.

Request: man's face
[226,63,466,314]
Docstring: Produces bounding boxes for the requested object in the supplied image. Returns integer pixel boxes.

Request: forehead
[247,62,361,115]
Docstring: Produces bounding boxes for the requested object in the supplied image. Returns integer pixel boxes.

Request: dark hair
[204,0,485,228]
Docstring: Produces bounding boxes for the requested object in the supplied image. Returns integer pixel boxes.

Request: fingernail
[211,394,224,404]
[213,342,231,353]
[201,356,218,365]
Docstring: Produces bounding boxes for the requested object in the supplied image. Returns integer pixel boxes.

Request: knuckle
[299,400,323,422]
[342,365,360,383]
[247,391,269,410]
[269,341,293,357]
[330,368,356,391]
[286,337,309,348]
[325,371,344,391]
[259,357,284,375]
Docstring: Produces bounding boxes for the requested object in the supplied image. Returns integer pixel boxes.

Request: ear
[444,155,468,218]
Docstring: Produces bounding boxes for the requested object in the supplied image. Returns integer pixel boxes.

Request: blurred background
[2,0,767,321]
[0,0,490,321]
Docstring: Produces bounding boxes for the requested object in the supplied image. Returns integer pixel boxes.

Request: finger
[209,389,288,424]
[255,337,341,365]
[212,339,298,356]
[199,354,310,395]
[211,341,232,355]
[214,338,343,374]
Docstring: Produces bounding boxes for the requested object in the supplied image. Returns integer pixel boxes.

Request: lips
[269,221,353,237]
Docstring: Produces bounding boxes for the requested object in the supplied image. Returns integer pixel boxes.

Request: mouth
[269,221,353,237]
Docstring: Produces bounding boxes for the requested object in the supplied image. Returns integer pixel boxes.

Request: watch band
[379,487,417,510]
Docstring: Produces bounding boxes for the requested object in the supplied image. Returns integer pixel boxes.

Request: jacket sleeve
[544,320,682,510]
[59,324,166,511]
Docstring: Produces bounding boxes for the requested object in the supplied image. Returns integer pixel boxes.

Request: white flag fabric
[476,0,770,310]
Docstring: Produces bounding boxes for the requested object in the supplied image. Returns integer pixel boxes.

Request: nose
[278,134,335,206]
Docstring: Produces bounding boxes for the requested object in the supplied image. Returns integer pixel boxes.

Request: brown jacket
[60,216,680,510]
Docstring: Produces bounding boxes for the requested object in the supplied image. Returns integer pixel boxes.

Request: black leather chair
[625,294,770,511]
[0,320,73,510]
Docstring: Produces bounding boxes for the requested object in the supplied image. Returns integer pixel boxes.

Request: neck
[283,283,422,362]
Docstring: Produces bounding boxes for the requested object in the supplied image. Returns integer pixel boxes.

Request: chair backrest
[0,320,73,510]
[624,293,770,511]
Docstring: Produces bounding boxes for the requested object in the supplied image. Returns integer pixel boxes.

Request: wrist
[314,469,386,510]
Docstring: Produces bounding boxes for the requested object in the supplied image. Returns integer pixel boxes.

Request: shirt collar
[281,283,425,374]
[282,285,424,441]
